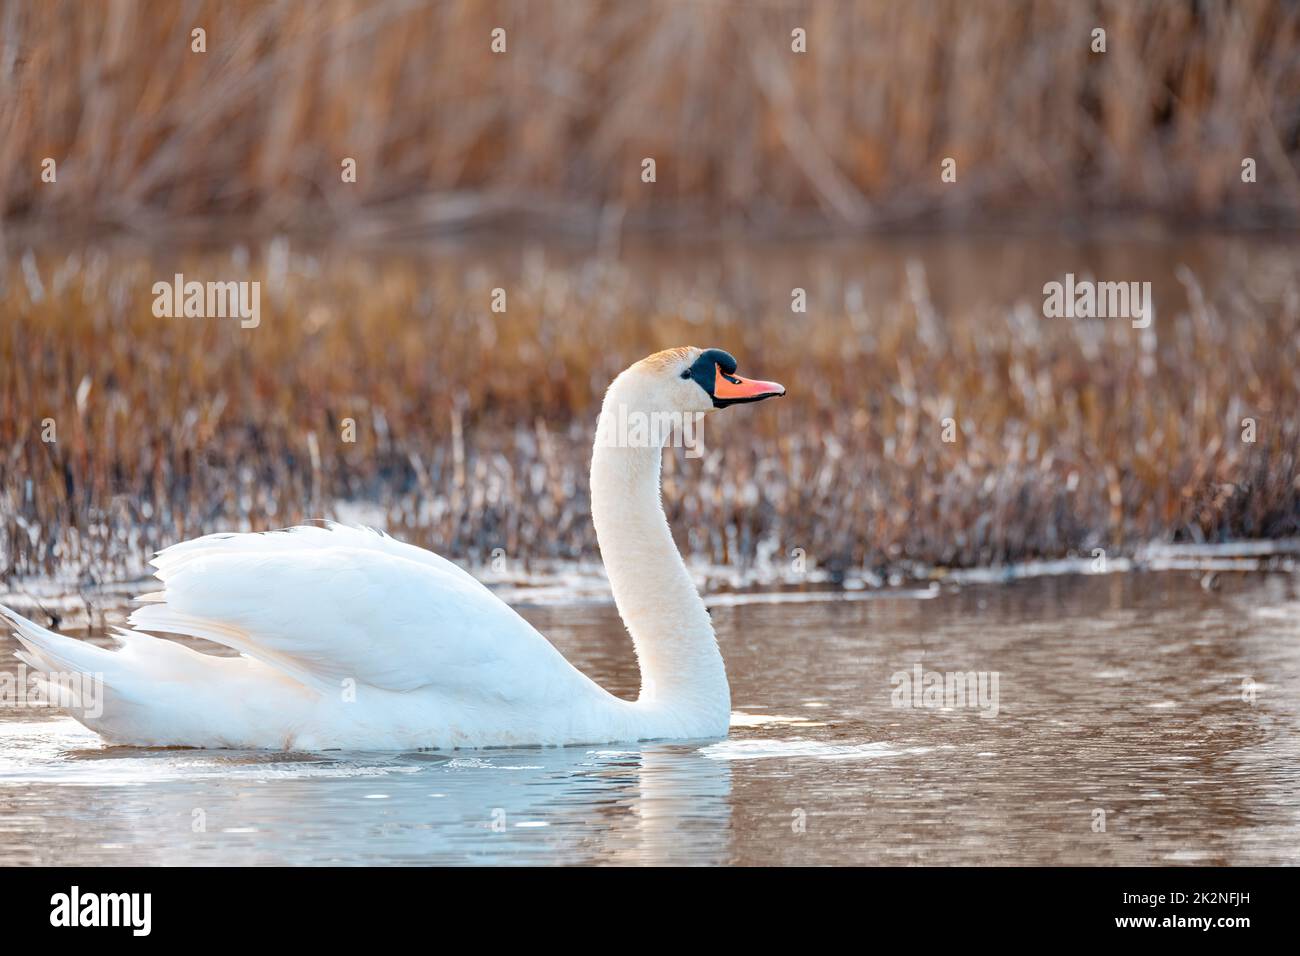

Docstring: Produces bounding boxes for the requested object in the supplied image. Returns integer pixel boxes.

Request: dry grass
[1,0,1298,237]
[1,238,1297,584]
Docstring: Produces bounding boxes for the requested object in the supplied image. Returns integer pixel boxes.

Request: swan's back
[6,525,623,748]
[134,524,557,693]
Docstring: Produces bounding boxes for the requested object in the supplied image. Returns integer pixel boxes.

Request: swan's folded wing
[128,525,586,700]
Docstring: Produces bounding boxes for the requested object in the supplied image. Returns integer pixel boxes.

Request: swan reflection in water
[0,720,732,866]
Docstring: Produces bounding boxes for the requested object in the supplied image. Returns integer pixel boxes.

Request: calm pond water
[1,569,1297,866]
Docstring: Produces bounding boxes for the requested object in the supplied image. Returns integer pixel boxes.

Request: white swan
[1,347,785,750]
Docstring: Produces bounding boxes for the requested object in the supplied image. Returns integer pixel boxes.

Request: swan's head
[613,346,786,416]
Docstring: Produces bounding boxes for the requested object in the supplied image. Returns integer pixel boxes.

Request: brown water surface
[1,569,1296,865]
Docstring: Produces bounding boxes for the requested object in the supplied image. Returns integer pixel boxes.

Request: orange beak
[711,367,786,407]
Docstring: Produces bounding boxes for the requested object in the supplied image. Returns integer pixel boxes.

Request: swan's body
[2,347,784,749]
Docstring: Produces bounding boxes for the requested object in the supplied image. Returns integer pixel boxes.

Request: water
[2,569,1297,865]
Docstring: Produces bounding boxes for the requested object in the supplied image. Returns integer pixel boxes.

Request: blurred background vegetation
[0,0,1298,586]
[2,0,1298,237]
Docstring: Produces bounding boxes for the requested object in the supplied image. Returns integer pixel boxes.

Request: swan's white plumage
[133,525,581,696]
[7,523,632,750]
[2,346,778,750]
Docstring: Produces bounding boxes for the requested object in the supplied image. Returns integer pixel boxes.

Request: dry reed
[0,0,1298,237]
[1,238,1296,584]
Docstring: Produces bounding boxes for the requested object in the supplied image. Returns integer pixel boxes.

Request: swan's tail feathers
[0,603,117,718]
[1,603,112,673]
[1,602,301,745]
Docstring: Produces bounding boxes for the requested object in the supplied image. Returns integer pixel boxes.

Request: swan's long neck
[590,386,730,732]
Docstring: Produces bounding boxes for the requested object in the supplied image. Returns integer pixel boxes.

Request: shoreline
[3,538,1296,626]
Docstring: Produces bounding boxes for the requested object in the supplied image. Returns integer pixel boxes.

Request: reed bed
[1,238,1297,585]
[1,0,1298,237]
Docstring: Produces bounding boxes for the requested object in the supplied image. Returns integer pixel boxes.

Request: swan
[1,347,785,750]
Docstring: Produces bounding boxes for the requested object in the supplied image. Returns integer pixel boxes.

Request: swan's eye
[680,370,692,379]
